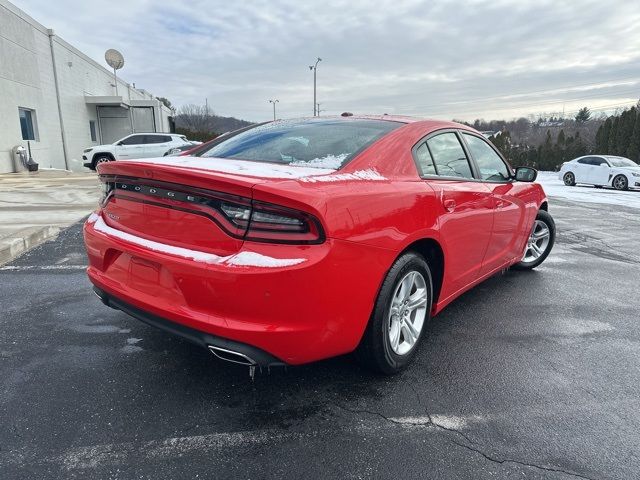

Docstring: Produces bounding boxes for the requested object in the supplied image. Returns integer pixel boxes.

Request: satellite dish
[105,49,125,70]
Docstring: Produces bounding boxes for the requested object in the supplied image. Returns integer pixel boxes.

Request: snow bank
[537,171,640,209]
[91,215,305,268]
[127,157,335,179]
[299,168,387,183]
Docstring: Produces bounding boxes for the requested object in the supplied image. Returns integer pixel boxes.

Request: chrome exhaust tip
[208,346,256,366]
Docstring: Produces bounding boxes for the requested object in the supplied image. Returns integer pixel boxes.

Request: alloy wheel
[387,271,428,356]
[563,172,575,186]
[522,220,551,264]
[613,175,628,190]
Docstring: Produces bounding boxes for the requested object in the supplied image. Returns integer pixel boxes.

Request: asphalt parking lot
[1,191,639,479]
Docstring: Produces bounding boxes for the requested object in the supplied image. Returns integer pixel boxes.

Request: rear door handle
[496,200,506,209]
[443,199,456,212]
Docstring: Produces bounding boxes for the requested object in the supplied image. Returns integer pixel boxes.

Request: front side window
[201,118,401,169]
[463,133,510,181]
[120,135,145,145]
[19,108,37,141]
[426,132,474,179]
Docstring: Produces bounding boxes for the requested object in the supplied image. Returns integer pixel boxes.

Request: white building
[0,0,174,173]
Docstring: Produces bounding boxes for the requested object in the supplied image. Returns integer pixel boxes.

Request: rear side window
[144,135,171,144]
[462,133,510,181]
[415,143,437,175]
[201,118,401,169]
[426,133,474,179]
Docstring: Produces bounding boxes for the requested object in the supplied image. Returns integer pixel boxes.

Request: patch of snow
[389,414,484,429]
[120,345,143,354]
[126,157,335,179]
[92,216,305,268]
[224,251,305,267]
[299,168,387,183]
[291,153,349,170]
[537,171,640,209]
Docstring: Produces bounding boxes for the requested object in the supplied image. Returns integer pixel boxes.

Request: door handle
[443,199,456,212]
[495,199,506,209]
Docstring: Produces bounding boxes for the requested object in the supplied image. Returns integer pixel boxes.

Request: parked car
[164,141,202,156]
[173,123,267,157]
[84,116,554,374]
[559,155,640,190]
[83,133,191,170]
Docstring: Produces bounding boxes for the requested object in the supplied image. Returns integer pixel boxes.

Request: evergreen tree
[627,109,640,161]
[595,117,612,153]
[608,116,620,155]
[575,107,591,123]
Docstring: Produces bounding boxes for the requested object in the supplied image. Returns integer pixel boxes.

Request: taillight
[219,200,324,244]
[99,175,324,245]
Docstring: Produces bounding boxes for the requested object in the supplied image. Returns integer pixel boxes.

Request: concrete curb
[0,226,62,266]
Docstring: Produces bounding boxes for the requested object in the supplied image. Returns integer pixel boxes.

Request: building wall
[0,0,173,173]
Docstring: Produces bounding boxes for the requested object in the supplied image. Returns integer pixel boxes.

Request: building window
[89,121,97,142]
[19,108,37,141]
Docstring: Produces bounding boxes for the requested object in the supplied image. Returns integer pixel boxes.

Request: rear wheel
[356,252,432,375]
[513,210,555,270]
[563,172,576,186]
[612,174,628,191]
[92,155,112,170]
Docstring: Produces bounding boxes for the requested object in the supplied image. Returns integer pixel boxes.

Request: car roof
[281,115,473,132]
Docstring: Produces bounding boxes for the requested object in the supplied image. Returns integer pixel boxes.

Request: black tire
[612,174,628,191]
[563,172,576,186]
[513,209,556,270]
[92,155,112,170]
[356,252,433,375]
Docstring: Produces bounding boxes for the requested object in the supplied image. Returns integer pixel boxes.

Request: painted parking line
[0,265,86,271]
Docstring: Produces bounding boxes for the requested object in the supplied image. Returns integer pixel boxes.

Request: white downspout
[47,29,70,170]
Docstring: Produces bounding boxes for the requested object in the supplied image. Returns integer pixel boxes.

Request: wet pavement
[1,195,639,479]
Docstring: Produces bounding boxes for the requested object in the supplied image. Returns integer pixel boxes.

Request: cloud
[14,0,640,121]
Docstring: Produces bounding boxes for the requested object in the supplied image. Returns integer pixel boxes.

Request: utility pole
[308,57,322,116]
[269,99,279,121]
[316,103,322,116]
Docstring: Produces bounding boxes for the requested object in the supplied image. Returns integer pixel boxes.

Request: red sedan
[84,116,555,374]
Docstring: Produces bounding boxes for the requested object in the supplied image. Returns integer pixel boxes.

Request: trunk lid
[96,157,333,256]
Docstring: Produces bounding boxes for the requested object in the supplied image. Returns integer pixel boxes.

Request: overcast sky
[15,0,640,122]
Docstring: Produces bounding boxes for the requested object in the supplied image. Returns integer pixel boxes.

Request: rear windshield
[199,118,401,169]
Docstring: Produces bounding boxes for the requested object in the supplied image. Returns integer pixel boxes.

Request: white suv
[83,133,190,170]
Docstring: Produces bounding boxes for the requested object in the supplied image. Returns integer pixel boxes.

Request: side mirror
[116,142,123,146]
[514,166,537,182]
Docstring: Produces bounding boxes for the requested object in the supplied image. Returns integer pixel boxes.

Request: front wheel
[563,172,576,186]
[356,252,432,375]
[92,155,112,170]
[513,209,555,270]
[612,174,628,191]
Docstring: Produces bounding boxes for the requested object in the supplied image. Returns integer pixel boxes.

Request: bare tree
[176,104,216,133]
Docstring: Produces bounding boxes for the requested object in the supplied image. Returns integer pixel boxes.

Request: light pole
[269,99,279,121]
[308,57,322,116]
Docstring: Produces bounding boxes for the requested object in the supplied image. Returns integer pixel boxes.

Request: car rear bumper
[93,285,286,367]
[83,213,395,365]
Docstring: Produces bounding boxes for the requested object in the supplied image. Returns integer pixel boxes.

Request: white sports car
[558,155,640,190]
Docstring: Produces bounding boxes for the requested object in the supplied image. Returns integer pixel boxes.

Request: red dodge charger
[84,116,555,374]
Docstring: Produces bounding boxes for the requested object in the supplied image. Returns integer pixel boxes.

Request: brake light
[220,200,323,244]
[100,176,324,244]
